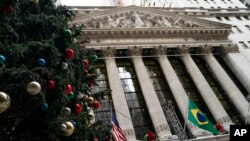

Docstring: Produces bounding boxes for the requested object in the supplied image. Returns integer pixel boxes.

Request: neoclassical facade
[70,6,250,141]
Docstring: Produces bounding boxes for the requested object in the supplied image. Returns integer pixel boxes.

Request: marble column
[154,46,213,137]
[179,46,233,131]
[222,44,250,94]
[201,45,250,122]
[101,47,136,140]
[127,46,177,140]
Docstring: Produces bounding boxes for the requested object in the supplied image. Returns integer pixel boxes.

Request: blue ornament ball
[38,58,46,66]
[72,121,77,126]
[0,55,6,63]
[40,103,49,111]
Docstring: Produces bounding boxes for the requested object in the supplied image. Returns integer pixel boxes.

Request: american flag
[111,111,127,141]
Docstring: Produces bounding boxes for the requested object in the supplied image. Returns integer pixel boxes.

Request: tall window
[92,61,111,125]
[116,60,154,139]
[143,59,185,135]
[239,41,249,49]
[192,56,243,124]
[168,57,215,123]
[232,26,242,33]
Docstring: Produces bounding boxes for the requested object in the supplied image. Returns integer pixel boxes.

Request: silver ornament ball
[63,107,71,116]
[0,92,11,113]
[62,62,68,70]
[27,81,41,95]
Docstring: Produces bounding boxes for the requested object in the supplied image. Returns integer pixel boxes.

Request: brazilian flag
[188,99,219,135]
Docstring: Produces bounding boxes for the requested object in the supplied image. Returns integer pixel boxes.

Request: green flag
[188,99,219,135]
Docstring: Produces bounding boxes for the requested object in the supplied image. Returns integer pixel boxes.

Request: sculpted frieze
[82,11,207,29]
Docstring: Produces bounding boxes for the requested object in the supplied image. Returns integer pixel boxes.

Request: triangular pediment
[70,6,230,30]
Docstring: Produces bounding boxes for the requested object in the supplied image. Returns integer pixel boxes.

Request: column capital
[154,45,167,55]
[200,44,212,54]
[221,44,240,54]
[178,45,190,54]
[127,46,142,56]
[101,47,116,57]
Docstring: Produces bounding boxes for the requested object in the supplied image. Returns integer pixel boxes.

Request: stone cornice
[81,28,230,38]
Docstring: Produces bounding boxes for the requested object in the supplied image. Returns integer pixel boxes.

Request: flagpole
[110,103,113,141]
[183,93,190,132]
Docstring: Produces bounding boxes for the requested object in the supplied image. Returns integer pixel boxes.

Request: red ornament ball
[74,104,82,115]
[48,80,55,90]
[82,59,89,67]
[4,4,13,13]
[65,48,74,59]
[65,84,72,95]
[94,139,99,141]
[146,131,156,141]
[92,100,100,110]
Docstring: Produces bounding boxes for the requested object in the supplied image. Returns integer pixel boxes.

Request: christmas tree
[0,0,109,140]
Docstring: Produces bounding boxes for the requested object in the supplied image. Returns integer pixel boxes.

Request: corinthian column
[201,45,250,122]
[127,46,177,140]
[154,46,213,137]
[179,46,233,131]
[101,47,136,140]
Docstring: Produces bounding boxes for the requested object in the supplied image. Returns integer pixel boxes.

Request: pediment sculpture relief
[82,11,207,29]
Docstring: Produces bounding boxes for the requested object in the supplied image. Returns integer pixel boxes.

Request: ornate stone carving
[200,44,212,54]
[220,44,240,54]
[101,47,116,57]
[178,45,190,54]
[82,11,206,29]
[127,46,142,56]
[154,46,167,55]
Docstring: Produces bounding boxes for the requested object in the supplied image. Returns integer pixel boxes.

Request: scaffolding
[164,100,188,141]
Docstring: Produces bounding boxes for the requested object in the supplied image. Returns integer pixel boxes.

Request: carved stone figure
[133,12,144,28]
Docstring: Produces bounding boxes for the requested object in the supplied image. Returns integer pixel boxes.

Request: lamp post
[245,94,250,124]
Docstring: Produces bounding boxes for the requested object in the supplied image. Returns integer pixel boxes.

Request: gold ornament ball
[87,97,95,104]
[61,121,75,136]
[27,81,41,95]
[31,0,39,5]
[0,92,11,113]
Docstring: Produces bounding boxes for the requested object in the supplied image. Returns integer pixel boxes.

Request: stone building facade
[69,5,250,141]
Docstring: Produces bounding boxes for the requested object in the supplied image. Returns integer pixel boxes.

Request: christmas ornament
[82,59,89,67]
[88,108,95,120]
[91,55,98,62]
[61,121,75,136]
[47,80,55,90]
[64,29,72,38]
[31,0,39,5]
[65,84,72,95]
[0,55,6,63]
[65,48,74,59]
[72,121,77,126]
[94,139,99,141]
[65,11,71,17]
[63,107,71,116]
[74,104,82,115]
[40,103,48,111]
[92,100,100,110]
[27,81,41,95]
[77,93,84,100]
[62,62,68,70]
[0,92,11,113]
[4,4,13,13]
[38,58,46,66]
[145,131,156,141]
[87,97,95,104]
[67,92,74,99]
[60,123,67,131]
